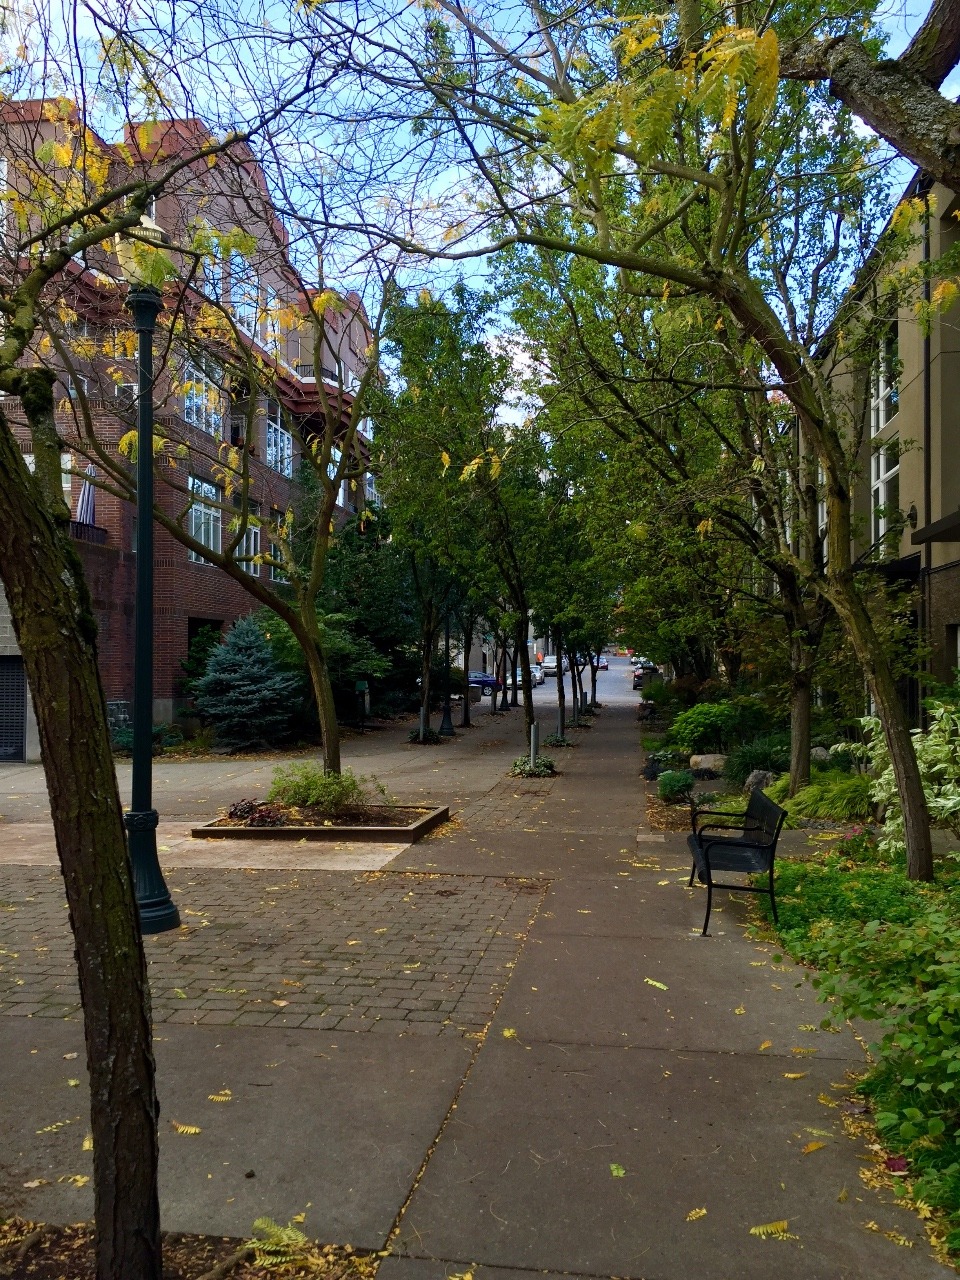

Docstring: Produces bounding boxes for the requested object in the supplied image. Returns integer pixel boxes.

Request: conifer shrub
[193,617,302,750]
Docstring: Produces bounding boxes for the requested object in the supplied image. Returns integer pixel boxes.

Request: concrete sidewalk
[0,688,950,1278]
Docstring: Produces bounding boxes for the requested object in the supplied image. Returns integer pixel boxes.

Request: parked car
[597,656,609,670]
[541,655,559,677]
[468,670,502,696]
[531,663,544,685]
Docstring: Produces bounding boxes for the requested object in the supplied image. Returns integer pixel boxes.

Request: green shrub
[723,732,792,785]
[510,755,556,777]
[267,763,373,814]
[761,839,960,1248]
[668,698,766,754]
[765,768,873,821]
[111,723,183,756]
[409,726,445,745]
[543,734,576,748]
[658,769,695,804]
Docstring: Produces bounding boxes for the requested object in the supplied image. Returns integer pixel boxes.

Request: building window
[182,354,222,437]
[263,285,283,356]
[232,499,260,574]
[870,323,899,437]
[265,400,293,477]
[229,251,259,335]
[871,436,900,545]
[65,374,88,401]
[188,476,222,563]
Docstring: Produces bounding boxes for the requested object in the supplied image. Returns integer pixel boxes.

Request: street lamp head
[115,212,168,332]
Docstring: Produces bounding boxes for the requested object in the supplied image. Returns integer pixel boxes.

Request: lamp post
[122,274,179,934]
[439,608,455,737]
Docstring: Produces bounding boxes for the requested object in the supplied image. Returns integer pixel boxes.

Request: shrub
[543,734,576,748]
[760,845,960,1248]
[111,723,183,756]
[267,763,373,814]
[658,769,695,804]
[510,755,556,777]
[409,726,445,745]
[857,705,960,857]
[723,732,792,785]
[765,768,874,821]
[669,702,736,753]
[193,618,302,750]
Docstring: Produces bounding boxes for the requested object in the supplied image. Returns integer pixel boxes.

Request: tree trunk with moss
[0,379,161,1280]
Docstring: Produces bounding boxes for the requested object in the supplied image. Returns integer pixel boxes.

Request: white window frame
[871,436,900,545]
[870,323,899,437]
[182,353,223,437]
[200,223,222,301]
[265,399,293,477]
[232,499,260,574]
[188,476,222,564]
[229,251,260,336]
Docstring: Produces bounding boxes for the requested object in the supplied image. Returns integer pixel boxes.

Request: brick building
[0,105,374,759]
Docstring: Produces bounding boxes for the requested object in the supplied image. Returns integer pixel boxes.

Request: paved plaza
[0,663,951,1278]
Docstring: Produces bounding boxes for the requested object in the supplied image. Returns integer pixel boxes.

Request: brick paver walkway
[0,867,545,1036]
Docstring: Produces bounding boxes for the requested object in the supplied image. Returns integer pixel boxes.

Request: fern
[251,1217,313,1269]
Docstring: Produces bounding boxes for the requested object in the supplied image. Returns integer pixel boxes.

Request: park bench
[687,789,787,936]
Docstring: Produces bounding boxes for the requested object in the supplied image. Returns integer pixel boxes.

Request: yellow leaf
[171,1121,202,1135]
[82,1133,93,1151]
[791,1047,817,1055]
[734,1006,746,1015]
[67,1078,80,1087]
[783,1072,807,1079]
[758,1040,772,1051]
[644,978,668,990]
[208,1090,232,1103]
[798,1024,816,1032]
[291,1212,306,1223]
[272,999,289,1007]
[749,1219,797,1240]
[837,1187,848,1203]
[686,1207,707,1221]
[502,1028,517,1038]
[802,1142,827,1155]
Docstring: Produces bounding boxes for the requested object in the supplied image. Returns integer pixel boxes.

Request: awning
[911,509,960,545]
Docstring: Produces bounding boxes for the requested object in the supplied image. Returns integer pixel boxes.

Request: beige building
[851,177,960,693]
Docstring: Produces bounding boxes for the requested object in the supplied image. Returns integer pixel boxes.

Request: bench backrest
[745,789,788,847]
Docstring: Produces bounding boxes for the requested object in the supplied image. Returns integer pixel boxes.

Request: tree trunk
[830,575,932,879]
[517,636,535,735]
[510,645,520,707]
[789,652,813,797]
[569,655,579,726]
[0,393,162,1280]
[555,632,566,738]
[498,640,509,711]
[419,625,433,737]
[589,656,599,707]
[300,632,341,773]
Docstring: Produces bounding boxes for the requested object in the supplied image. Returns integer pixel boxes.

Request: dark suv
[468,670,503,696]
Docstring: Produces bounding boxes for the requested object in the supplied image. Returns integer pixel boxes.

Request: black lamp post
[439,608,455,737]
[124,282,179,934]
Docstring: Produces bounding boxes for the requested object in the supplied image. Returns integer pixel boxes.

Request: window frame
[265,399,293,477]
[188,476,222,564]
[871,435,901,546]
[182,352,223,438]
[870,323,899,437]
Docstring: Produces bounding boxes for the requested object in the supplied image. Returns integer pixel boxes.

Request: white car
[531,663,544,685]
[541,656,559,676]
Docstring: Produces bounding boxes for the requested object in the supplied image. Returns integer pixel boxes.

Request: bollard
[530,721,540,769]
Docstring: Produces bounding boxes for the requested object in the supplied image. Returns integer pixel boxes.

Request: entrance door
[0,656,26,761]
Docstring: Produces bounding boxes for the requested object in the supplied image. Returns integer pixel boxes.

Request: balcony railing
[295,362,341,384]
[70,520,108,545]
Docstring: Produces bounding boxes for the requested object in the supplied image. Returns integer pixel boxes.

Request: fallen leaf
[798,1024,816,1032]
[171,1121,202,1135]
[644,978,668,990]
[502,1028,517,1039]
[783,1072,808,1080]
[291,1212,306,1223]
[791,1047,817,1056]
[173,988,187,999]
[758,1040,772,1051]
[686,1207,707,1221]
[802,1142,827,1155]
[67,1078,80,1087]
[749,1220,797,1240]
[22,1179,49,1189]
[658,879,670,885]
[734,1006,746,1015]
[272,1000,289,1008]
[63,1052,78,1060]
[610,1163,626,1177]
[208,1089,232,1103]
[885,1155,909,1175]
[837,1187,848,1203]
[82,1134,93,1151]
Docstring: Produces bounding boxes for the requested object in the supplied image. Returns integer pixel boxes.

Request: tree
[0,11,321,1276]
[300,1,942,877]
[193,616,302,748]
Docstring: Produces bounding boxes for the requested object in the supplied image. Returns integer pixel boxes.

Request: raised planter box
[190,804,449,843]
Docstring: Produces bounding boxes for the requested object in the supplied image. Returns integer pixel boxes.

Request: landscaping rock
[689,753,726,774]
[811,746,831,763]
[743,768,775,794]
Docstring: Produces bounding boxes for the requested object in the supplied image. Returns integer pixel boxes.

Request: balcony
[70,520,108,546]
[295,362,340,384]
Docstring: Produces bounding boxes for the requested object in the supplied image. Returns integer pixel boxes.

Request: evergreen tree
[194,617,302,749]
